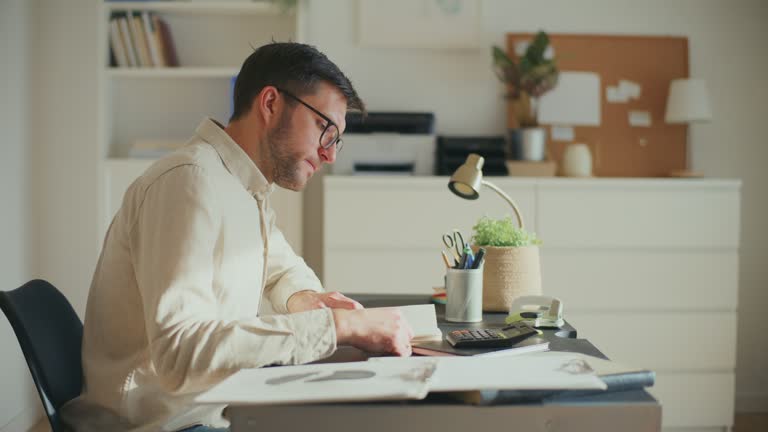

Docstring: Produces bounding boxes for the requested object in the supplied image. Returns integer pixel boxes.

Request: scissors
[442,230,466,262]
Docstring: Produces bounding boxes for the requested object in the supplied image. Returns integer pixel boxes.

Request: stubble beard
[266,110,309,191]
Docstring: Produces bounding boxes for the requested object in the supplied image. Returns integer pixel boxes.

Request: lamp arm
[482,180,525,229]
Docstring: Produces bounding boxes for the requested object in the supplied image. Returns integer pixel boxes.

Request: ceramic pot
[509,127,547,161]
[562,143,592,177]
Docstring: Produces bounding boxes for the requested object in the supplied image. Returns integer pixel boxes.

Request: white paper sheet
[195,360,435,405]
[196,353,608,405]
[606,86,629,103]
[373,353,606,392]
[628,110,652,127]
[550,125,575,142]
[619,79,642,99]
[538,72,601,126]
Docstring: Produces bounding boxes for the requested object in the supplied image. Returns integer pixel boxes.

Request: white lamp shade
[665,78,712,123]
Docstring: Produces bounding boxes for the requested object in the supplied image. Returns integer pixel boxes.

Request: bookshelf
[101,0,303,158]
[107,67,240,78]
[98,0,307,249]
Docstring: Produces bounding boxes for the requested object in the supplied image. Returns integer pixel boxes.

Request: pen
[441,250,452,269]
[458,251,468,269]
[471,248,486,269]
[463,243,474,269]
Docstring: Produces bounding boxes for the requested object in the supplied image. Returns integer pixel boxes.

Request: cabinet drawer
[325,177,536,249]
[542,250,738,310]
[651,372,735,429]
[568,312,737,371]
[537,180,740,248]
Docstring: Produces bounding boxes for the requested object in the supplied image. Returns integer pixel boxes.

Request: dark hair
[229,42,365,122]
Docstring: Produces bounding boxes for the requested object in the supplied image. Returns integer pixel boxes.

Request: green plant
[471,215,542,247]
[492,31,559,127]
[268,0,297,13]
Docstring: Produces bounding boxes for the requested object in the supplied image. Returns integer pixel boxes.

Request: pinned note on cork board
[506,34,689,177]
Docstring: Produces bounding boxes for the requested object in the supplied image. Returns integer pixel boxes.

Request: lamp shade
[665,78,712,123]
[448,153,484,200]
[448,153,526,229]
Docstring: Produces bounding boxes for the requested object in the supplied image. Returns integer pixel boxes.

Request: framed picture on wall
[358,0,482,50]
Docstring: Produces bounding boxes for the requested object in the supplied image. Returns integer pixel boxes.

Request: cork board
[506,34,689,177]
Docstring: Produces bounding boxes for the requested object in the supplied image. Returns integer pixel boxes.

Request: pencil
[441,251,452,269]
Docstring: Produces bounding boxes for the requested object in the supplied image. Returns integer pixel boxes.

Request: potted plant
[471,214,543,312]
[492,31,559,162]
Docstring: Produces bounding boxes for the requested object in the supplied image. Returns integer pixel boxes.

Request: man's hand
[332,308,414,357]
[286,290,363,314]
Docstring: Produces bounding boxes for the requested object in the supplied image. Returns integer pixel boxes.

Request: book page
[371,304,442,342]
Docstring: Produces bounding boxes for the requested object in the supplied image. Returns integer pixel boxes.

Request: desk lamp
[448,153,524,229]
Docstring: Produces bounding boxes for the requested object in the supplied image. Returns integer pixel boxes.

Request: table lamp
[448,153,525,229]
[665,78,712,177]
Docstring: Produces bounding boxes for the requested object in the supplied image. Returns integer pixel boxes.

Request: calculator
[446,322,541,348]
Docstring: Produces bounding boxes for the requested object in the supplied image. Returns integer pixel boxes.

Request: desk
[226,295,661,432]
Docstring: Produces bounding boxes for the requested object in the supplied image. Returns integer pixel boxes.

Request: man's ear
[255,86,280,124]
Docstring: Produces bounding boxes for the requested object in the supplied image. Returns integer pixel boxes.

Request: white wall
[307,0,768,411]
[32,0,102,318]
[0,1,42,431]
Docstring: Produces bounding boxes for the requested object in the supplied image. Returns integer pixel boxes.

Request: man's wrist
[286,289,315,311]
[332,309,352,344]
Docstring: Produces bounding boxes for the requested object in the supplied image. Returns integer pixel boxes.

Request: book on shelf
[108,11,178,68]
[141,11,164,67]
[115,14,138,67]
[155,14,179,67]
[108,18,128,67]
[129,12,152,67]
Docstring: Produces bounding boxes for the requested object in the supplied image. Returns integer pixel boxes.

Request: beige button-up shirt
[62,119,337,432]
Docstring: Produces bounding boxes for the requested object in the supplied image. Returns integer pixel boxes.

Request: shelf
[104,1,285,15]
[107,67,239,78]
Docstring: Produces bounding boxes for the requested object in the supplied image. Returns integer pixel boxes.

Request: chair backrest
[0,279,83,432]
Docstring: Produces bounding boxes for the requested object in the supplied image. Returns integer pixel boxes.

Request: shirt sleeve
[262,201,325,314]
[129,165,336,395]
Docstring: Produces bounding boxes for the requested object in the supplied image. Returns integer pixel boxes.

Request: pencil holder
[445,268,483,323]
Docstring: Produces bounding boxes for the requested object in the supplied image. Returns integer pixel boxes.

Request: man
[62,42,414,432]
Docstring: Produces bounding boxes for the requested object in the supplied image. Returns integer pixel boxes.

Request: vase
[508,127,547,161]
[561,143,592,177]
[473,245,543,312]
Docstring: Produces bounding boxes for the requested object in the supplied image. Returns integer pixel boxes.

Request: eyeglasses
[277,88,343,153]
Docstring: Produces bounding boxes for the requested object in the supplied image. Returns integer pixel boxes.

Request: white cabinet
[314,175,741,432]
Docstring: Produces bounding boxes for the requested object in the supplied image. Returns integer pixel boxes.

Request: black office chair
[0,279,83,432]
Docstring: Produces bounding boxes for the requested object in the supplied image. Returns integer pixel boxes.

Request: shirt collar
[194,118,274,199]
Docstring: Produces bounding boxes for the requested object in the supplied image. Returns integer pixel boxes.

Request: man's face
[265,83,347,191]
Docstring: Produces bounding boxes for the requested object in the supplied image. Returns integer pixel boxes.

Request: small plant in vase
[492,31,559,162]
[471,215,543,312]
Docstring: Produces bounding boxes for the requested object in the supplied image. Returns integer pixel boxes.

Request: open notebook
[385,304,443,342]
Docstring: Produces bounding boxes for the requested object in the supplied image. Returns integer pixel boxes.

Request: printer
[330,112,435,176]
